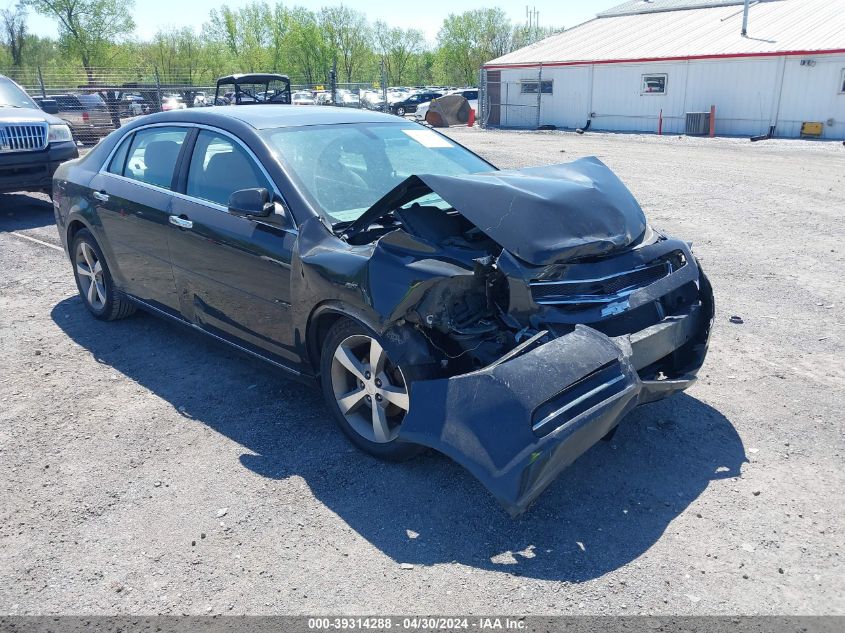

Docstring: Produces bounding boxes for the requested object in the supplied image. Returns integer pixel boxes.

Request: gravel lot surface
[1,129,843,615]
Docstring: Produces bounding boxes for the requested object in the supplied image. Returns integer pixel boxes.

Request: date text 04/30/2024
[307,617,527,630]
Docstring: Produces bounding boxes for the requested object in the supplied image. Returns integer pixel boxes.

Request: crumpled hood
[347,157,648,266]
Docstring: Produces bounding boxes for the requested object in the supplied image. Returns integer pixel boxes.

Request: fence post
[154,67,163,113]
[478,68,486,129]
[330,62,337,107]
[536,64,543,129]
[37,66,46,98]
[381,59,388,114]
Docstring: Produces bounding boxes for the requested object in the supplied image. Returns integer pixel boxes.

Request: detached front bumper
[398,290,712,515]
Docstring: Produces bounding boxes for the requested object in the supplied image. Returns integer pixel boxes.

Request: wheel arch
[305,300,438,380]
[66,217,89,247]
[65,212,126,289]
[305,301,380,377]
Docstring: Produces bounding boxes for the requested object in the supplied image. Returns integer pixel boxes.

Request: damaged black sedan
[52,107,713,515]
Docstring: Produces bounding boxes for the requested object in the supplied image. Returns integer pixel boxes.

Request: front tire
[71,228,136,321]
[395,106,406,117]
[320,319,423,461]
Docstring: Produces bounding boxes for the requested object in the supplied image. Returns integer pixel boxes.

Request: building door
[486,70,501,126]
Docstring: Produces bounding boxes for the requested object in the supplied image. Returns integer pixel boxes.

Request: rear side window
[106,134,132,175]
[54,95,80,110]
[123,127,188,190]
[78,94,105,107]
[186,130,271,207]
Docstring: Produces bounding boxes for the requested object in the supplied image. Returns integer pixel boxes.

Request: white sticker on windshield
[402,129,454,149]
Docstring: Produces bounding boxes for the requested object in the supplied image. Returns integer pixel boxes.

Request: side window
[124,127,188,190]
[106,134,132,175]
[641,74,667,95]
[186,130,272,207]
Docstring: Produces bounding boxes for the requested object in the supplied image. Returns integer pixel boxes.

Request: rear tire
[71,228,136,321]
[320,318,424,461]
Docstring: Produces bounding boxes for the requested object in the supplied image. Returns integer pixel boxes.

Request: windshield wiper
[0,104,23,108]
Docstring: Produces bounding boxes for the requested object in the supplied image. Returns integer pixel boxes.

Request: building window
[840,68,845,94]
[521,80,553,94]
[641,74,667,95]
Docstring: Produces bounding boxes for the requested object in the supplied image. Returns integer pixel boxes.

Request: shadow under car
[51,295,745,582]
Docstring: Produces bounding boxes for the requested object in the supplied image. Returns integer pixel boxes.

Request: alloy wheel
[75,241,107,311]
[330,334,410,443]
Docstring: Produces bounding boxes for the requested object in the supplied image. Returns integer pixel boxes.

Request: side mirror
[228,188,274,218]
[39,99,59,115]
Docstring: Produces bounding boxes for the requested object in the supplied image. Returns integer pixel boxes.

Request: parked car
[161,96,187,111]
[193,92,208,107]
[314,91,333,105]
[336,91,360,108]
[360,90,385,111]
[389,91,442,116]
[215,74,291,105]
[0,74,78,194]
[291,91,315,106]
[53,106,714,514]
[51,93,114,144]
[120,94,150,117]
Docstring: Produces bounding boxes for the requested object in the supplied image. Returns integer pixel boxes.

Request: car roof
[134,105,402,130]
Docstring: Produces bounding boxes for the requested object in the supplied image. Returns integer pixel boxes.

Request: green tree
[373,21,424,86]
[1,2,27,67]
[203,2,287,74]
[148,27,206,83]
[282,7,330,84]
[25,0,135,82]
[435,8,512,85]
[511,24,561,51]
[319,5,371,84]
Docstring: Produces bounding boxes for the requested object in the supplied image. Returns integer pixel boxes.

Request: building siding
[493,53,845,138]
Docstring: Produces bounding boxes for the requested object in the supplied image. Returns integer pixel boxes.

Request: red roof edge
[483,48,845,69]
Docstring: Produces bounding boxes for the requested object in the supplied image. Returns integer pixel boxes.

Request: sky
[21,0,622,43]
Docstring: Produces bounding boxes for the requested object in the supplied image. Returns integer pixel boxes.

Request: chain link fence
[2,66,396,145]
[479,67,544,129]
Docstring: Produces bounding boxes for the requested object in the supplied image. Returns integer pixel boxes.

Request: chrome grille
[0,123,49,152]
[530,259,678,306]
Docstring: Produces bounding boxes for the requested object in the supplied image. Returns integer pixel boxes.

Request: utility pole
[526,5,540,35]
[741,0,750,36]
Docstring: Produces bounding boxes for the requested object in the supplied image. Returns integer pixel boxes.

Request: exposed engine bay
[333,158,711,381]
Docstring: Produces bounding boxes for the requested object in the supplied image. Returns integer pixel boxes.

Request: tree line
[0,0,560,89]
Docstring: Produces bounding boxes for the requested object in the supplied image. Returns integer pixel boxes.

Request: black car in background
[390,91,442,116]
[52,106,713,514]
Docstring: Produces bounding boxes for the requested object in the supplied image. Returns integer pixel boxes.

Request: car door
[166,128,298,365]
[89,125,189,312]
[405,95,421,112]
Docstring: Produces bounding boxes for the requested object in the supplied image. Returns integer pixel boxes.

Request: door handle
[169,215,193,229]
[92,191,109,202]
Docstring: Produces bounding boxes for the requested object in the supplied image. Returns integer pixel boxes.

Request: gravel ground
[0,129,843,616]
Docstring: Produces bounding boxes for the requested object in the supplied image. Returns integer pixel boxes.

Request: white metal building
[482,0,845,138]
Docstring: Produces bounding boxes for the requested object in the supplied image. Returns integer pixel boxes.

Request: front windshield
[261,122,493,223]
[0,78,37,109]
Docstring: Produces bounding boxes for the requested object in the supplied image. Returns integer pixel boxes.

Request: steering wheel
[313,139,371,212]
